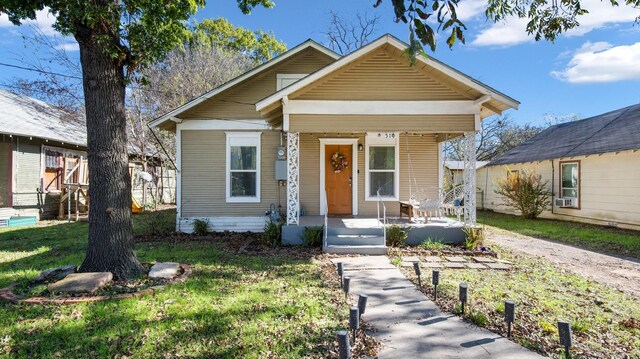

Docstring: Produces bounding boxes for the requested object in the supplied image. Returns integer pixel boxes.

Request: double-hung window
[226,132,261,203]
[560,161,579,207]
[365,133,399,200]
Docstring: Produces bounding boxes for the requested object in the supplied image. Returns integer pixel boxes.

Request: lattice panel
[463,131,477,226]
[286,132,300,225]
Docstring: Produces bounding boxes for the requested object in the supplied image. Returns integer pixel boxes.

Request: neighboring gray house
[477,103,640,230]
[0,89,175,223]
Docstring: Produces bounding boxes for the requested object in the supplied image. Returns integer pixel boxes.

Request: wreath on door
[330,152,349,173]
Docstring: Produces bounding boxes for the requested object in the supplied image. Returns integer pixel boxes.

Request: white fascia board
[286,100,480,115]
[177,119,270,130]
[149,40,340,129]
[256,34,519,113]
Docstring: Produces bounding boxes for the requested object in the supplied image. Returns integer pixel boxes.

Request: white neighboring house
[445,161,489,185]
[477,104,640,230]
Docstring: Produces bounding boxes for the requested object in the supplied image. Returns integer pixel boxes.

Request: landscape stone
[401,256,420,262]
[443,262,465,269]
[48,272,113,294]
[37,265,76,283]
[465,263,488,269]
[444,256,466,263]
[423,262,442,268]
[423,256,442,262]
[401,262,415,267]
[495,259,513,265]
[473,257,495,263]
[149,262,181,279]
[486,263,511,270]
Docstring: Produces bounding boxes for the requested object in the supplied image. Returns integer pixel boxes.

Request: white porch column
[463,131,477,226]
[286,132,300,225]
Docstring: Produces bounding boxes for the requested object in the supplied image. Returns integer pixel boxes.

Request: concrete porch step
[326,234,385,246]
[324,245,388,255]
[326,227,384,236]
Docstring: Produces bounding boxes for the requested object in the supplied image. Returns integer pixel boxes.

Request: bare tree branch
[324,11,380,55]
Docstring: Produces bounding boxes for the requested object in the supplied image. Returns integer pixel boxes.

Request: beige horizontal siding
[477,150,640,230]
[297,133,439,216]
[180,48,336,120]
[289,114,475,133]
[0,142,10,207]
[180,130,282,217]
[291,47,471,101]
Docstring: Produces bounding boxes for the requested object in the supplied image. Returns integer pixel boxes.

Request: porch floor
[298,215,463,229]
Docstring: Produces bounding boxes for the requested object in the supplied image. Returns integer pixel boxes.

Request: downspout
[551,159,555,215]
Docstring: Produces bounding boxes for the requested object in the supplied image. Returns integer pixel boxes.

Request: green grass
[0,211,345,358]
[477,210,640,258]
[399,249,640,358]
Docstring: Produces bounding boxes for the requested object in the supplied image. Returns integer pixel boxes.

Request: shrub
[420,238,449,251]
[463,226,485,250]
[494,166,551,219]
[386,224,408,247]
[467,310,489,326]
[261,221,282,247]
[301,226,323,248]
[192,218,209,236]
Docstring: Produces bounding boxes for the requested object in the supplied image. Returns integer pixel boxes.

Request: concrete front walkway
[332,256,544,358]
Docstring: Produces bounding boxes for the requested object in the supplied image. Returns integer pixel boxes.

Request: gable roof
[256,34,519,114]
[489,103,640,165]
[149,39,340,130]
[0,89,87,147]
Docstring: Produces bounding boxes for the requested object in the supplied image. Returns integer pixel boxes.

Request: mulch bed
[0,263,191,305]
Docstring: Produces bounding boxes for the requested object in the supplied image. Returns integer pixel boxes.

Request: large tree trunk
[75,23,145,280]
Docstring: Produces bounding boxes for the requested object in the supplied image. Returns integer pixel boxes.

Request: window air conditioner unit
[555,198,576,208]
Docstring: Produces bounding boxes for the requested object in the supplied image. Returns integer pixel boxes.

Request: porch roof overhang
[256,34,519,129]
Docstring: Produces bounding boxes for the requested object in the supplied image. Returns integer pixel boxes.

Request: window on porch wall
[365,133,399,201]
[369,146,396,197]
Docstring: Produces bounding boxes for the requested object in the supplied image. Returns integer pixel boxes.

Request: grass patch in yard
[398,248,640,358]
[477,210,640,258]
[0,211,350,358]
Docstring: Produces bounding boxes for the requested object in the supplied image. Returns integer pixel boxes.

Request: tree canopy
[191,18,286,64]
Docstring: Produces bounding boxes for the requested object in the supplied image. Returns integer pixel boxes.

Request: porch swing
[403,132,444,223]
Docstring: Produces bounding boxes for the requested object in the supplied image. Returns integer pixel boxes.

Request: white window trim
[365,133,400,201]
[560,161,580,206]
[276,74,308,91]
[319,138,358,216]
[226,132,262,203]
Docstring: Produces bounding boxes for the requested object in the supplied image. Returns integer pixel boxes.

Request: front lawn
[477,210,640,258]
[0,212,348,358]
[395,249,640,358]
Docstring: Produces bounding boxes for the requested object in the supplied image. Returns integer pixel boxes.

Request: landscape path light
[504,300,515,338]
[337,330,350,359]
[432,270,440,300]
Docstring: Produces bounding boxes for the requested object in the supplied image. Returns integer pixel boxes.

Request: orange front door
[325,144,352,216]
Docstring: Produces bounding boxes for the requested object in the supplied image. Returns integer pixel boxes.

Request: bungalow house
[0,89,175,225]
[477,104,640,230]
[150,34,519,252]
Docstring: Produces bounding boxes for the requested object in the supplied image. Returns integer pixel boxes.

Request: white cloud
[471,17,530,47]
[0,8,57,36]
[55,42,79,52]
[551,42,640,83]
[471,0,640,47]
[456,0,488,22]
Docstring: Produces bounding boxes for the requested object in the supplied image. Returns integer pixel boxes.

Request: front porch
[282,215,466,253]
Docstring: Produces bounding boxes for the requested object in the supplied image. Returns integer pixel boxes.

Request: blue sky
[1,0,639,126]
